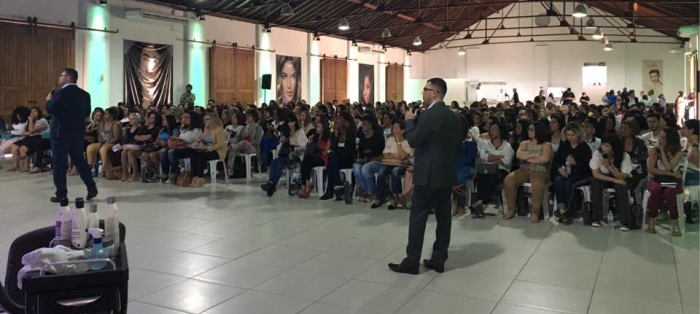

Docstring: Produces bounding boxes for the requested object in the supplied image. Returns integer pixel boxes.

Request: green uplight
[86,4,109,111]
[188,21,207,107]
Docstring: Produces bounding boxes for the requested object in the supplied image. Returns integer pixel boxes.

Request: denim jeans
[374,165,406,202]
[268,156,289,185]
[353,161,382,194]
[553,174,587,211]
[456,166,475,206]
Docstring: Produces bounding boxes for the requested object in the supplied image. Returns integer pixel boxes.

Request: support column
[256,25,273,105]
[84,3,110,110]
[308,34,320,105]
[187,21,207,107]
[348,43,359,103]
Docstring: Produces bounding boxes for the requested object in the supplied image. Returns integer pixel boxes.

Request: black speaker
[261,74,271,90]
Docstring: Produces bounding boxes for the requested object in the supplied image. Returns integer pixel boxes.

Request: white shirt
[178,128,203,148]
[590,151,633,176]
[61,83,76,89]
[477,138,514,171]
[585,136,601,153]
[383,137,413,157]
[11,122,26,136]
[640,131,659,146]
[428,101,438,110]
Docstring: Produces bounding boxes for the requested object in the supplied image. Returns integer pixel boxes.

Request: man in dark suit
[46,68,98,203]
[389,78,462,275]
[512,88,520,104]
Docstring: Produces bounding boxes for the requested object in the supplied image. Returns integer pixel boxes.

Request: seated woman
[353,115,385,202]
[120,112,161,181]
[161,111,203,182]
[503,121,553,222]
[508,119,531,171]
[75,108,103,176]
[85,107,122,176]
[453,117,479,215]
[142,115,179,182]
[261,115,308,196]
[620,120,649,194]
[590,135,634,229]
[371,120,413,209]
[552,122,592,224]
[0,107,29,162]
[225,110,245,145]
[9,107,50,172]
[548,114,565,153]
[582,117,601,153]
[189,113,227,188]
[226,110,264,175]
[645,127,685,235]
[320,111,357,200]
[471,120,514,217]
[120,113,141,181]
[298,118,331,199]
[681,119,699,223]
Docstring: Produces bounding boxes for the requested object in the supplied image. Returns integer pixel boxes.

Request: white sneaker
[620,225,630,232]
[592,221,601,227]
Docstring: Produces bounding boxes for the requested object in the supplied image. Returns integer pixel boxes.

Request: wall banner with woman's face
[124,40,173,108]
[276,55,302,105]
[643,60,663,96]
[359,64,374,105]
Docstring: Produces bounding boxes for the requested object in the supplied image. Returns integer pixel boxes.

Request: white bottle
[70,198,88,249]
[54,198,72,247]
[104,196,120,252]
[87,203,98,230]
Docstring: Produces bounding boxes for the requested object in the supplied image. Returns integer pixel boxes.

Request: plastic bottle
[607,210,615,225]
[54,198,72,247]
[86,228,109,270]
[565,154,573,175]
[104,196,120,253]
[70,198,88,249]
[87,203,98,230]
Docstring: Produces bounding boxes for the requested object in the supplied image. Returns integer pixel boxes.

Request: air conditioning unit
[358,46,385,55]
[125,9,190,25]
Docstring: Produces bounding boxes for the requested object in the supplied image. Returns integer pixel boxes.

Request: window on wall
[582,62,607,87]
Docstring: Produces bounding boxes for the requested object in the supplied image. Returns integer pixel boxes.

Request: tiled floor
[0,170,698,314]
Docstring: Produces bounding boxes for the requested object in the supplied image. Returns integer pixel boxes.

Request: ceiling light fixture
[458,47,466,56]
[338,18,350,31]
[592,28,604,40]
[313,33,320,41]
[572,3,588,18]
[381,28,392,38]
[407,50,412,56]
[99,0,107,5]
[585,17,596,29]
[412,36,422,46]
[604,43,613,51]
[352,39,358,47]
[280,3,294,17]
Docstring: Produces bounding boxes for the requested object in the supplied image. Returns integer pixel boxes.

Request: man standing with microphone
[46,68,98,203]
[389,78,461,275]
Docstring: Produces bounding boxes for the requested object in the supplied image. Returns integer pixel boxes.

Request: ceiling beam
[341,0,443,31]
[430,38,682,50]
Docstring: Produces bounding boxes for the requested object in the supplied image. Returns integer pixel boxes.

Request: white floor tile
[588,291,684,314]
[128,269,187,299]
[501,280,592,314]
[395,291,497,314]
[320,279,419,314]
[128,301,189,314]
[254,269,349,301]
[295,252,378,278]
[203,290,312,314]
[139,252,231,277]
[195,260,287,289]
[139,279,245,314]
[188,237,269,259]
[238,245,321,268]
[298,303,377,314]
[424,273,513,301]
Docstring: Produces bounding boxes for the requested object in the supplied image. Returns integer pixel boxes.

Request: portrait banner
[642,60,663,96]
[359,64,374,105]
[276,55,302,105]
[124,41,173,108]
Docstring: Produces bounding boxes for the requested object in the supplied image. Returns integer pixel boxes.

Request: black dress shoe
[261,182,272,192]
[423,259,445,273]
[50,196,61,203]
[371,202,383,209]
[320,192,334,200]
[86,188,98,201]
[387,263,419,275]
[266,186,276,197]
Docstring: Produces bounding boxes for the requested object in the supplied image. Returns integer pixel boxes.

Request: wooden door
[385,64,404,102]
[209,47,255,104]
[321,58,347,103]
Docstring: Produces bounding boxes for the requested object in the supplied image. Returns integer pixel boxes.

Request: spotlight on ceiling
[603,37,610,45]
[407,50,412,56]
[338,18,350,31]
[413,36,422,46]
[572,3,588,18]
[604,43,613,51]
[280,3,294,17]
[458,47,466,56]
[313,33,320,41]
[439,42,446,49]
[585,17,596,29]
[592,28,604,40]
[381,28,392,38]
[99,0,107,5]
[352,39,358,47]
[263,22,271,33]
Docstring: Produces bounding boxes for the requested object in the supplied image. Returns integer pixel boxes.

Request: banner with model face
[643,60,663,97]
[276,55,302,105]
[359,64,374,105]
[124,40,173,108]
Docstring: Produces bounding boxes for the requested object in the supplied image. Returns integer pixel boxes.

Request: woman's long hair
[663,126,682,157]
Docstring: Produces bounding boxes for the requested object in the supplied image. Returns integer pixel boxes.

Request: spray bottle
[86,228,108,270]
[104,196,120,253]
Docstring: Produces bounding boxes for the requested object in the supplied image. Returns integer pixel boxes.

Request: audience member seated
[298,118,331,199]
[261,115,308,196]
[225,110,245,145]
[471,119,513,218]
[353,115,385,202]
[320,111,357,200]
[509,118,531,171]
[620,120,649,193]
[453,117,478,215]
[640,112,662,146]
[590,135,633,229]
[226,110,263,175]
[552,122,592,224]
[1,107,29,162]
[582,117,601,152]
[371,119,413,209]
[162,111,203,182]
[9,107,49,172]
[142,115,178,182]
[85,107,122,177]
[645,127,685,235]
[120,113,142,181]
[299,108,314,135]
[503,121,553,222]
[123,111,160,182]
[189,113,227,188]
[549,114,565,153]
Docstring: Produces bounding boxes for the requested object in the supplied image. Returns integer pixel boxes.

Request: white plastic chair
[207,132,231,187]
[312,166,327,198]
[340,168,354,198]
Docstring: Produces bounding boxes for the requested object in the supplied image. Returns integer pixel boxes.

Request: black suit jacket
[406,101,462,188]
[46,85,91,140]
